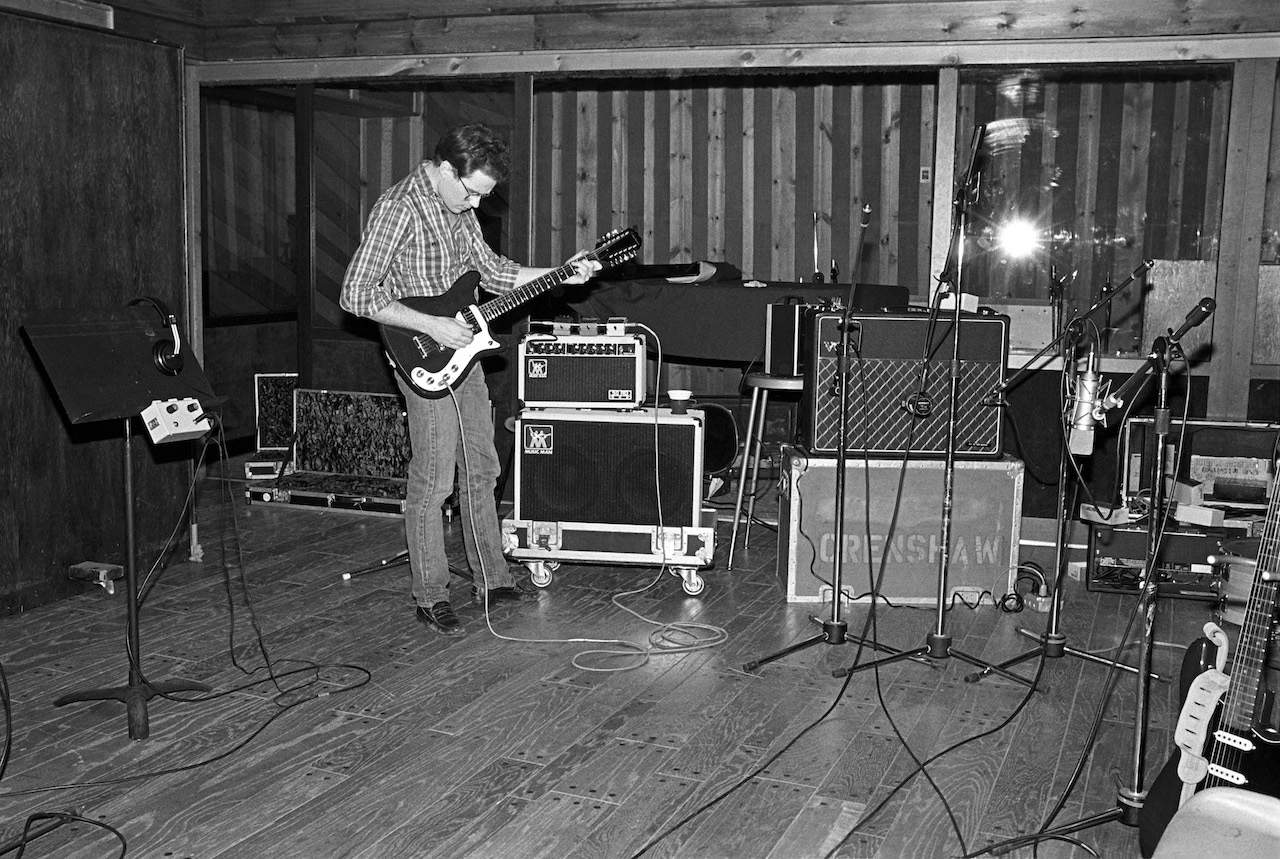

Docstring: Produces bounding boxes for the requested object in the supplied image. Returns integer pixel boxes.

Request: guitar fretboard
[1218,488,1279,734]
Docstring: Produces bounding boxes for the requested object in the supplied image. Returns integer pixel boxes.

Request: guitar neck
[1220,491,1280,731]
[472,259,583,323]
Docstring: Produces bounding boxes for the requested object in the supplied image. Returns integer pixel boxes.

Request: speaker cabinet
[513,407,704,527]
[798,310,1008,457]
[764,302,806,376]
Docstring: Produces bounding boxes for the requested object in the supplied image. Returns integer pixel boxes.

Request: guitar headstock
[591,227,642,269]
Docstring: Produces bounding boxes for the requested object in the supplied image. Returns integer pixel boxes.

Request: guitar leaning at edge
[379,227,641,399]
[1138,474,1280,857]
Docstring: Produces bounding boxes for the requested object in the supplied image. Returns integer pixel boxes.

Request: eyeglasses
[455,173,492,202]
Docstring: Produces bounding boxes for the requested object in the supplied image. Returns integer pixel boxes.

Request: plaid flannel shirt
[339,161,520,319]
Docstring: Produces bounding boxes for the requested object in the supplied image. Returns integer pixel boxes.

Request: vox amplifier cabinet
[797,310,1008,457]
[778,448,1023,604]
[518,333,646,409]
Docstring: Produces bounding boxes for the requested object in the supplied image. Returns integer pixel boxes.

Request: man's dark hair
[434,123,510,184]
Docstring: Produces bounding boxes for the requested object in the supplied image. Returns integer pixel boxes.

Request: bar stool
[727,371,804,570]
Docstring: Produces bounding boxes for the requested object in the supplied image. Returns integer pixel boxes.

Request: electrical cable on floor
[12,811,127,859]
[820,288,1054,859]
[632,297,985,859]
[463,327,729,672]
[0,661,11,786]
[961,376,1197,857]
[825,641,1051,859]
[0,421,373,805]
[825,290,974,857]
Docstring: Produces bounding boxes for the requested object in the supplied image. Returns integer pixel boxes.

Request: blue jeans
[397,370,513,607]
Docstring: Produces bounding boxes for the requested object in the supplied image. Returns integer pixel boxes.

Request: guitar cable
[460,326,728,670]
[452,385,650,667]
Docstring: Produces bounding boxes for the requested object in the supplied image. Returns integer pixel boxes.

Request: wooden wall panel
[312,110,362,329]
[532,73,935,288]
[202,96,296,316]
[106,1,1280,63]
[1,12,187,612]
[1261,68,1280,267]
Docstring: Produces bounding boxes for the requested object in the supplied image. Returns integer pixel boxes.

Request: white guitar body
[406,304,498,394]
[1173,623,1231,805]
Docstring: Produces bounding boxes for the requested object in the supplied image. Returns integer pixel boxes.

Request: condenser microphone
[1068,345,1101,456]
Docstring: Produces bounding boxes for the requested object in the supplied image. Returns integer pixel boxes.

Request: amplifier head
[518,333,646,409]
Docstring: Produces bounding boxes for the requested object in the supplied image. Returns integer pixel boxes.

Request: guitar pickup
[1206,763,1248,785]
[1212,729,1255,752]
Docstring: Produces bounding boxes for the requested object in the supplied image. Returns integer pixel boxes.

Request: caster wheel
[527,561,558,588]
[680,571,705,596]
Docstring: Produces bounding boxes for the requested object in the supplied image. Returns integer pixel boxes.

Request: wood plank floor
[0,463,1214,858]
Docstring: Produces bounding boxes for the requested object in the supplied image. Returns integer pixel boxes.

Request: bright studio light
[995,218,1042,258]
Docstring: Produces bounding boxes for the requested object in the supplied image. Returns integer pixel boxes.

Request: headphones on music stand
[128,296,184,376]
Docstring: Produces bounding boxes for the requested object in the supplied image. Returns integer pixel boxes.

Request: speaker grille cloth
[810,358,1003,454]
[518,419,696,526]
[522,356,637,403]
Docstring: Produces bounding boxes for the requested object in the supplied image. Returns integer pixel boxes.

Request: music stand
[24,305,215,740]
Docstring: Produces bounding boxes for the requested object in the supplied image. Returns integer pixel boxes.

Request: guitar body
[1141,715,1280,856]
[1140,499,1280,859]
[378,272,498,399]
[377,228,641,399]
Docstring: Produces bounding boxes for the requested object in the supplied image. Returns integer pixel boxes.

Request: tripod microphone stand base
[979,806,1132,856]
[921,632,1040,689]
[742,617,849,672]
[743,613,939,674]
[55,678,213,740]
[1015,625,1160,679]
[963,627,1163,685]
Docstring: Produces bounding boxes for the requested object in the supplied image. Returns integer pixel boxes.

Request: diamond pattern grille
[809,358,1002,455]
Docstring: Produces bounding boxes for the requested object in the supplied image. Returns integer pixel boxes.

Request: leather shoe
[416,601,464,636]
[472,584,539,606]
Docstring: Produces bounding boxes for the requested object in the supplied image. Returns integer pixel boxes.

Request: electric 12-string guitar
[380,228,640,398]
[1137,476,1280,857]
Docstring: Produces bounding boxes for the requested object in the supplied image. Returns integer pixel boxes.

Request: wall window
[954,65,1232,357]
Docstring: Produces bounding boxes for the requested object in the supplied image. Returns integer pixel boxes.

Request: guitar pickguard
[406,304,499,394]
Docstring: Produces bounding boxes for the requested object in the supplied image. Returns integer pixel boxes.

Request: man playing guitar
[340,122,600,636]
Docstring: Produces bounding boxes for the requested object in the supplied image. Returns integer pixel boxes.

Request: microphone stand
[966,260,1157,685]
[743,204,924,671]
[977,299,1216,854]
[828,125,1027,684]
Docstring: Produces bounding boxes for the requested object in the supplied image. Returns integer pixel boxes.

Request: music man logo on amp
[525,358,548,379]
[523,424,554,455]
